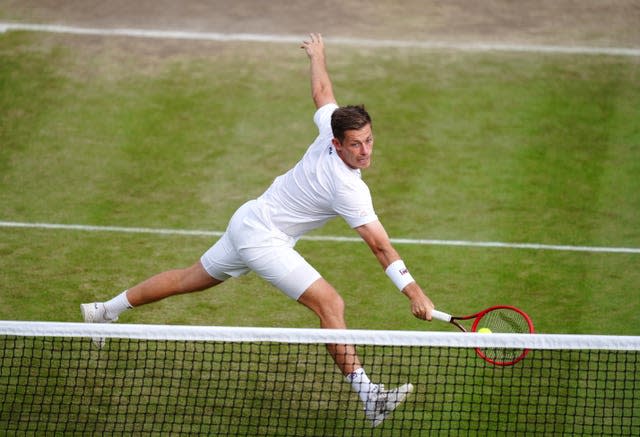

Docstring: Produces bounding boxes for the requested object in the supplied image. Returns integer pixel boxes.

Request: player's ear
[331,137,342,151]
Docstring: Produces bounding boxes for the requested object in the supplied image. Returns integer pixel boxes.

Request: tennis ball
[477,327,492,334]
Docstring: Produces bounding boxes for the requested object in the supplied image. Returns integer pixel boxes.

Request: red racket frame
[433,305,535,366]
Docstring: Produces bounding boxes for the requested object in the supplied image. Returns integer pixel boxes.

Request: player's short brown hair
[331,105,372,142]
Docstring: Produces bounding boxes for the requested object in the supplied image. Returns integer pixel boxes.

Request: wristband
[385,260,415,291]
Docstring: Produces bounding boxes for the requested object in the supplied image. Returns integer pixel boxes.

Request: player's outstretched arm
[301,33,337,109]
[355,220,435,320]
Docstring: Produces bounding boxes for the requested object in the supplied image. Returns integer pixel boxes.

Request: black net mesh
[1,332,639,436]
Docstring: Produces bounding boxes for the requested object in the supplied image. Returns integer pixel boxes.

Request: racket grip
[431,309,452,322]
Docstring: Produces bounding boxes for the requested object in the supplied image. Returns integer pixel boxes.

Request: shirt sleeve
[313,103,339,138]
[333,178,378,228]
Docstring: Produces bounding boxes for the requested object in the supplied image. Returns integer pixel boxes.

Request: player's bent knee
[299,278,340,305]
[298,282,346,328]
[319,295,345,322]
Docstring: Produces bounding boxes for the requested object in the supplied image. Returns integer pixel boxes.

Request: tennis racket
[431,305,535,366]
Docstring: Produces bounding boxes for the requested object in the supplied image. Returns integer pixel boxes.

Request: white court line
[1,22,640,57]
[1,221,639,254]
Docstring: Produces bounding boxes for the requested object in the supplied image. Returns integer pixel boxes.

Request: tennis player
[81,33,435,427]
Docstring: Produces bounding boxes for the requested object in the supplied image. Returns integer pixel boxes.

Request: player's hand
[301,33,325,59]
[403,284,435,321]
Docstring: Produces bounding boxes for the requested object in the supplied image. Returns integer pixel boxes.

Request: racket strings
[479,309,529,333]
[477,309,530,364]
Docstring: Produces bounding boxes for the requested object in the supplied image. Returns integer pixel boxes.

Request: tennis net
[1,321,638,436]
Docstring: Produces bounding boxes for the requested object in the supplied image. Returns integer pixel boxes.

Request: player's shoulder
[313,103,339,126]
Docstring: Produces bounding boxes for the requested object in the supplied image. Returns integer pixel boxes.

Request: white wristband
[385,260,415,291]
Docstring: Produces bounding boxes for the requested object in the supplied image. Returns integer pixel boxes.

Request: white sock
[346,368,376,403]
[103,290,132,320]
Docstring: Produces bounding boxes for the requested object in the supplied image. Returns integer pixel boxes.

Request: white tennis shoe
[80,302,116,348]
[364,383,414,427]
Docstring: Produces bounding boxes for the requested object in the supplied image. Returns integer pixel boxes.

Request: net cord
[1,321,638,350]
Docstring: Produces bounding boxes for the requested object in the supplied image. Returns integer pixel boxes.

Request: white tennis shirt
[255,103,378,240]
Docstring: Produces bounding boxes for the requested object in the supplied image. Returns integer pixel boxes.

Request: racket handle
[431,309,452,322]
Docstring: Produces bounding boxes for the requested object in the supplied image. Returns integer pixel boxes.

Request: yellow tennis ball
[478,327,492,334]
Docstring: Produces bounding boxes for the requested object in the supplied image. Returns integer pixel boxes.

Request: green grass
[1,31,639,335]
[1,29,640,435]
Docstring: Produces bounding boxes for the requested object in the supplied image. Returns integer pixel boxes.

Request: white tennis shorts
[200,200,321,300]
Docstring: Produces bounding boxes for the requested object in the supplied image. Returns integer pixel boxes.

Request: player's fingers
[414,305,433,321]
[301,34,319,51]
[425,307,433,321]
[300,33,313,48]
[308,33,323,46]
[412,304,428,321]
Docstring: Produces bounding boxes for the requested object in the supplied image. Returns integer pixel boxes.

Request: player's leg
[125,261,222,307]
[81,229,244,325]
[236,242,365,376]
[297,279,413,427]
[81,261,222,323]
[296,279,361,374]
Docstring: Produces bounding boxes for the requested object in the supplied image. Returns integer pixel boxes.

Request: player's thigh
[239,245,321,300]
[181,261,223,291]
